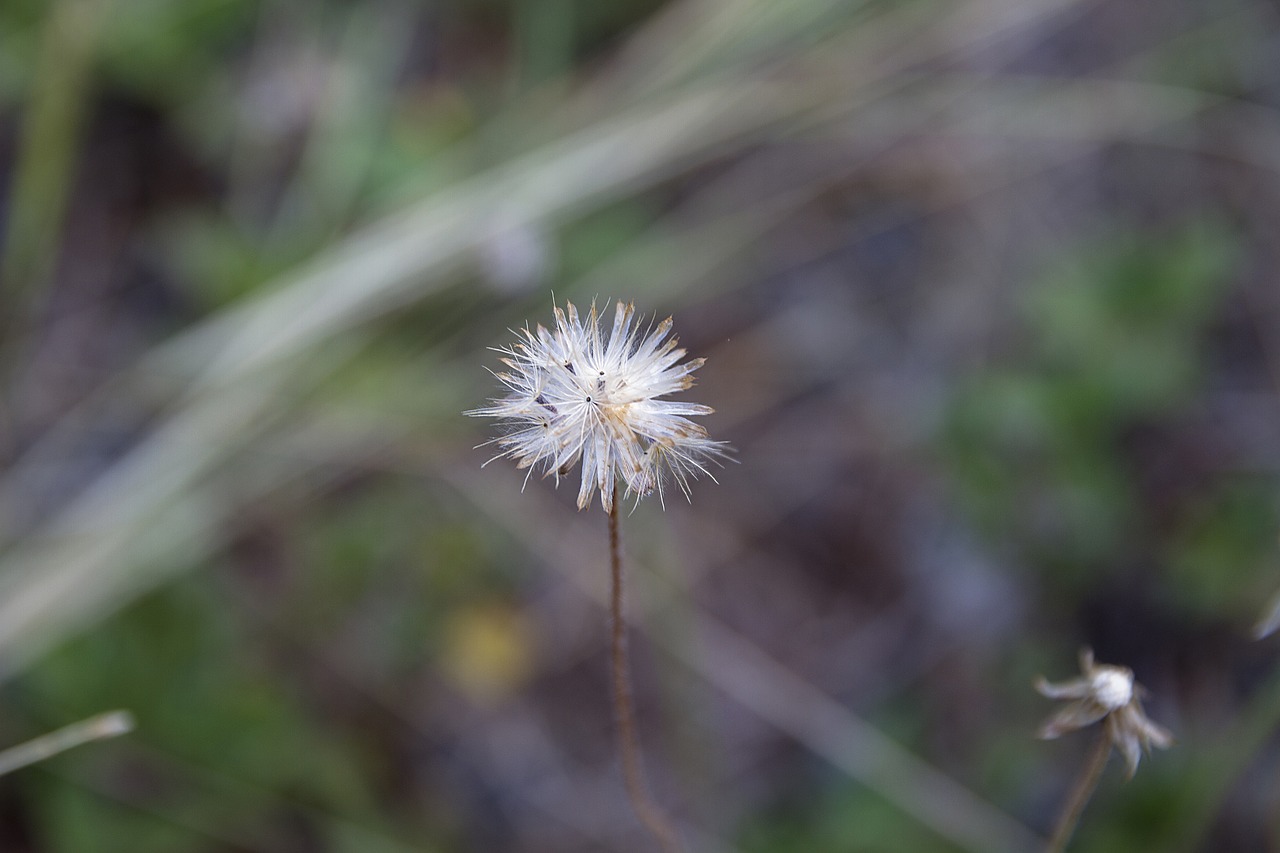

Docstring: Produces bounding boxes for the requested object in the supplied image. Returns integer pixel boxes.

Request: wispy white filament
[467,300,728,512]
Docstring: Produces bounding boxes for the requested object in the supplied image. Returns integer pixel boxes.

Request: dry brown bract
[1036,649,1173,778]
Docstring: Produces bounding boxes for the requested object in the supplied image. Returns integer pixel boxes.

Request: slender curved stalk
[1046,731,1111,853]
[0,711,134,777]
[607,484,683,853]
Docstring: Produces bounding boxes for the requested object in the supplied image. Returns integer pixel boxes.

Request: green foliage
[14,548,433,852]
[159,211,298,309]
[1165,483,1280,620]
[558,199,662,283]
[941,225,1237,590]
[1028,227,1230,416]
[1068,768,1189,853]
[27,777,199,853]
[739,780,966,853]
[0,0,257,106]
[96,0,259,104]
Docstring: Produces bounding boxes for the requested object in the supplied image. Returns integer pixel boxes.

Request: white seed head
[1089,666,1134,710]
[1035,648,1172,777]
[467,300,729,512]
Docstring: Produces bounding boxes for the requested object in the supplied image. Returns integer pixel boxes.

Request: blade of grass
[0,710,133,777]
[0,0,103,305]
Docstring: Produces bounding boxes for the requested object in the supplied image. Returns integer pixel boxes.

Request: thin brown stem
[608,484,683,853]
[1046,731,1111,853]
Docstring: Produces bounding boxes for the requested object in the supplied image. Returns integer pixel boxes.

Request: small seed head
[1035,648,1172,778]
[1089,666,1134,710]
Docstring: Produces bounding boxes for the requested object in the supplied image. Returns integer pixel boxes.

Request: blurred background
[1,0,1279,850]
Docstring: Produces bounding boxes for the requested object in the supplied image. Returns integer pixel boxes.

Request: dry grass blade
[0,711,134,777]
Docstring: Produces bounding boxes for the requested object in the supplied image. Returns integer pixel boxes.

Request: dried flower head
[467,300,729,512]
[1036,649,1173,777]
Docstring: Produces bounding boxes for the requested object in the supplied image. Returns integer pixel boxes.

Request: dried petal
[1038,700,1109,739]
[1035,675,1092,701]
[1107,716,1143,778]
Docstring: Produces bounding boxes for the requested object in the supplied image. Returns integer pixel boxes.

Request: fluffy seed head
[466,300,729,512]
[1035,648,1172,777]
[1089,667,1134,711]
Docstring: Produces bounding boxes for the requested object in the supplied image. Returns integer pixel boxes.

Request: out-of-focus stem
[2,0,103,303]
[1046,731,1110,853]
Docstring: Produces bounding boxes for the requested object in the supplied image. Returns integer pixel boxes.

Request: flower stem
[608,485,683,853]
[1046,731,1111,853]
